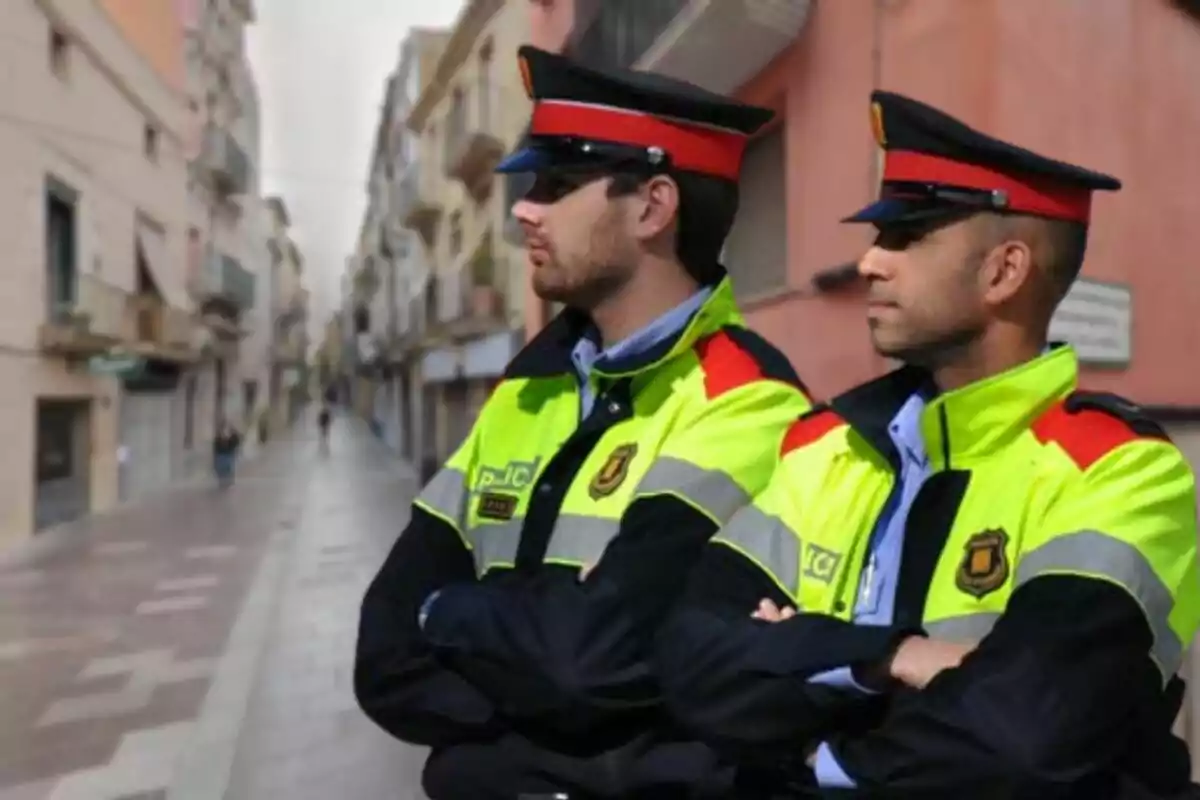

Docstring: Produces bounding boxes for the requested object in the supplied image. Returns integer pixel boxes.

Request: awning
[136,218,186,309]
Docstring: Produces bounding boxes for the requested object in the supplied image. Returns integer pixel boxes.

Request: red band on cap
[883,150,1093,223]
[530,101,747,180]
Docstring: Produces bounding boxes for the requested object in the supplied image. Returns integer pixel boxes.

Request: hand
[751,598,796,622]
[887,636,978,689]
[578,562,595,582]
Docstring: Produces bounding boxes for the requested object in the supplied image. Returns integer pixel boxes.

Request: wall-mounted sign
[1049,278,1131,367]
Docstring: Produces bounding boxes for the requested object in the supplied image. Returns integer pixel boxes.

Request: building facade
[265,196,309,431]
[531,0,1200,775]
[180,0,270,462]
[0,0,208,547]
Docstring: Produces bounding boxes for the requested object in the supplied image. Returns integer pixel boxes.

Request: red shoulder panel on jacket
[781,407,846,456]
[694,330,765,400]
[1031,396,1167,471]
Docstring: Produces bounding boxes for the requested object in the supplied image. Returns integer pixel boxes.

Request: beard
[529,216,637,311]
[870,315,986,370]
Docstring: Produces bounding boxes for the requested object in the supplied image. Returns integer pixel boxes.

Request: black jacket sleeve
[654,543,914,757]
[826,576,1194,797]
[420,495,718,733]
[354,505,501,748]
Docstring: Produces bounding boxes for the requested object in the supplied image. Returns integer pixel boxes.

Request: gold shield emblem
[955,529,1010,599]
[588,443,638,499]
[870,101,887,147]
[518,53,533,99]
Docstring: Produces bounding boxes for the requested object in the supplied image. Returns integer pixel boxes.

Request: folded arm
[423,379,812,733]
[817,438,1200,795]
[354,465,501,748]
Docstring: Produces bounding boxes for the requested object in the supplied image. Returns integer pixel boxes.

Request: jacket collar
[504,272,742,380]
[832,345,1079,470]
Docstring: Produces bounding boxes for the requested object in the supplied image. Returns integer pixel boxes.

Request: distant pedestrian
[317,405,332,453]
[212,421,241,489]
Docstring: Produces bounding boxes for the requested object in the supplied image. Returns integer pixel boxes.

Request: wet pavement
[0,416,429,800]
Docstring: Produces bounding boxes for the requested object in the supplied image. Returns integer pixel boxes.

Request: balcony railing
[126,295,198,362]
[395,164,442,246]
[443,82,507,198]
[192,249,256,312]
[199,124,251,195]
[39,274,130,355]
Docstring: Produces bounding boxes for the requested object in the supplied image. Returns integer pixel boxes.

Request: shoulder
[779,404,850,457]
[1031,390,1174,472]
[690,325,810,401]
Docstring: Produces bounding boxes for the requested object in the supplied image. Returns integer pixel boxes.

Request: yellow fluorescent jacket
[717,346,1200,679]
[414,278,812,576]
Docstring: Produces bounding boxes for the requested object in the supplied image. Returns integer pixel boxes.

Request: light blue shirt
[570,287,713,420]
[813,391,933,789]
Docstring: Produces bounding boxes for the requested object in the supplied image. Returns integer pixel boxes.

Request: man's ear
[980,237,1035,307]
[634,174,680,240]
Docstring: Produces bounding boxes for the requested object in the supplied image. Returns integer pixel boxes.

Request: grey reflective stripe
[465,514,622,575]
[544,514,622,565]
[636,456,752,523]
[416,467,468,527]
[466,519,523,575]
[924,613,1000,642]
[714,504,800,591]
[1017,529,1183,675]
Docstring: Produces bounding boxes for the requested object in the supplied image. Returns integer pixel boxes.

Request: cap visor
[841,197,924,224]
[495,146,553,174]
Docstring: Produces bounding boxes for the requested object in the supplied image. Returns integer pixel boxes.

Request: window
[478,40,494,129]
[44,178,78,319]
[49,26,69,77]
[449,211,463,257]
[143,124,160,161]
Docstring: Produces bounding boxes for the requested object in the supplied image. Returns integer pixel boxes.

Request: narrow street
[0,417,428,800]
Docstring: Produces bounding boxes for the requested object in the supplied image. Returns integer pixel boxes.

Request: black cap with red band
[844,90,1122,226]
[496,45,774,182]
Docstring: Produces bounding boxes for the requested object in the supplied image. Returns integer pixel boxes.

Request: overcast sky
[247,0,466,339]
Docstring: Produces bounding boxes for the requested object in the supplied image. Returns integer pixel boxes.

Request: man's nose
[510,199,544,237]
[858,246,893,282]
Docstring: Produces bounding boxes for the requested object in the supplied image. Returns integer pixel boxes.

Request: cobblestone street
[0,417,428,800]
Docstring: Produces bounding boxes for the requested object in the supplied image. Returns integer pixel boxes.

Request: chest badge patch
[476,492,518,521]
[956,529,1010,599]
[589,443,638,499]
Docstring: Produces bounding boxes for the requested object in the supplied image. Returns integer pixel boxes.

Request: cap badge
[870,101,887,147]
[518,53,533,99]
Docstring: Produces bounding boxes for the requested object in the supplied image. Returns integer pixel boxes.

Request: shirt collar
[570,286,714,384]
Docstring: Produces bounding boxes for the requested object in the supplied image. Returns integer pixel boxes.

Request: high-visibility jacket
[355,277,812,799]
[657,346,1200,797]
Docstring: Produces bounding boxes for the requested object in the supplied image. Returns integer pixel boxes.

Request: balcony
[191,249,256,324]
[633,0,812,95]
[395,165,442,247]
[425,242,510,343]
[125,295,199,363]
[272,335,305,366]
[199,124,251,195]
[39,274,130,356]
[570,0,690,68]
[443,83,506,199]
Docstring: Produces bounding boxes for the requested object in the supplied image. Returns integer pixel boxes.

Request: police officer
[655,91,1200,798]
[354,46,812,799]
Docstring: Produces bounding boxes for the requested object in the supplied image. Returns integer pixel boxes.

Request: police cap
[844,90,1121,226]
[496,45,774,182]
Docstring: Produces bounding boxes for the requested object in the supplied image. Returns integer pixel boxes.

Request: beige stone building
[265,196,309,430]
[400,0,532,471]
[0,0,201,546]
